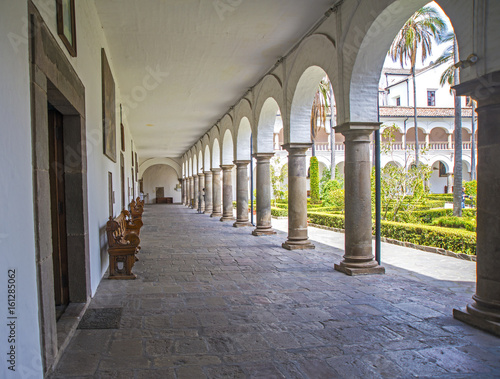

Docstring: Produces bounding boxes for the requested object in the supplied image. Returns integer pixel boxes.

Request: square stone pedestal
[453,308,500,337]
[282,241,315,250]
[334,263,385,276]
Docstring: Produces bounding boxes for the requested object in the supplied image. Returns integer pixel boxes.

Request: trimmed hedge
[307,211,476,255]
[308,211,344,229]
[380,220,476,255]
[271,207,288,217]
[432,216,476,232]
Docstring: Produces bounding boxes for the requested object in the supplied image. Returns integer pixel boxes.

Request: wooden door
[48,108,69,307]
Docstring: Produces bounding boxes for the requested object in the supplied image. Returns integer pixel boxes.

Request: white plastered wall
[0,2,43,377]
[142,165,182,204]
[30,0,140,293]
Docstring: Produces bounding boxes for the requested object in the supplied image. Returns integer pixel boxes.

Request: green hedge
[307,211,476,255]
[380,220,476,255]
[432,216,476,232]
[308,212,345,229]
[271,207,288,217]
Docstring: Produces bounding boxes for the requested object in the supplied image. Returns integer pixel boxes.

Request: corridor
[51,205,500,378]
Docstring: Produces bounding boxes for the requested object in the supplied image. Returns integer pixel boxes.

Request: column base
[204,208,213,215]
[453,308,500,337]
[233,221,252,228]
[210,212,222,218]
[220,216,235,222]
[252,228,277,236]
[334,262,385,276]
[282,240,315,250]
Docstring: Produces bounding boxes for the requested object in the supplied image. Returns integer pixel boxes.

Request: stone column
[334,123,385,276]
[181,178,186,204]
[453,72,500,336]
[211,168,222,218]
[198,173,205,213]
[204,171,213,214]
[233,160,252,227]
[447,133,453,149]
[182,179,186,205]
[252,153,276,236]
[185,178,190,206]
[446,173,454,193]
[189,177,194,208]
[220,164,235,221]
[282,144,314,250]
[193,174,199,210]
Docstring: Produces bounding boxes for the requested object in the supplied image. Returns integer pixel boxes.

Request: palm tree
[389,6,446,166]
[436,31,463,216]
[310,78,331,156]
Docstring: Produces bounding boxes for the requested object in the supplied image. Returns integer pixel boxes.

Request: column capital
[197,172,205,177]
[282,143,311,154]
[204,170,213,176]
[252,152,274,161]
[454,70,500,105]
[335,122,380,140]
[233,160,251,166]
[211,167,222,173]
[220,164,234,171]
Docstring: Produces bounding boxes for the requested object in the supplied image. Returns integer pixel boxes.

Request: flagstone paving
[50,204,500,378]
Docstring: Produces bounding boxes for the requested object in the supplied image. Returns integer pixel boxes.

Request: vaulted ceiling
[95,0,335,159]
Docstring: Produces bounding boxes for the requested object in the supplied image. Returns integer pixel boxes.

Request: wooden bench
[130,198,144,220]
[106,210,143,280]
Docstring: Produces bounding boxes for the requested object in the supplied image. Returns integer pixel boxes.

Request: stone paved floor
[50,204,500,378]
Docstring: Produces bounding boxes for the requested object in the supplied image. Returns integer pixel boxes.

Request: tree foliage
[270,157,288,206]
[376,124,432,221]
[309,157,320,204]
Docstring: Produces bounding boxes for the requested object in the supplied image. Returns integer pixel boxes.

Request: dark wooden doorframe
[48,107,69,310]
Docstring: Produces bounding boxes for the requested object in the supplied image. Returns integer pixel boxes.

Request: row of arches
[176,0,500,334]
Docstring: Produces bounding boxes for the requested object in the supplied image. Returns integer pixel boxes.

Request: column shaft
[253,153,276,236]
[220,165,235,221]
[193,175,199,210]
[204,171,213,214]
[211,168,222,217]
[198,173,205,213]
[189,177,194,208]
[334,123,384,275]
[282,144,314,250]
[452,73,500,336]
[233,160,252,227]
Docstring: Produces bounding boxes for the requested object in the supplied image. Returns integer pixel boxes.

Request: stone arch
[236,117,252,160]
[289,65,329,144]
[255,97,281,154]
[142,164,182,204]
[429,126,450,143]
[193,154,198,175]
[198,150,203,172]
[139,157,182,179]
[233,98,253,133]
[204,145,211,170]
[222,129,234,165]
[212,138,221,168]
[384,160,403,168]
[406,127,426,143]
[253,74,284,153]
[285,34,338,144]
[347,0,473,123]
[188,157,193,177]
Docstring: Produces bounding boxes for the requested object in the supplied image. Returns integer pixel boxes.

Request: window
[427,90,436,106]
[395,96,401,106]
